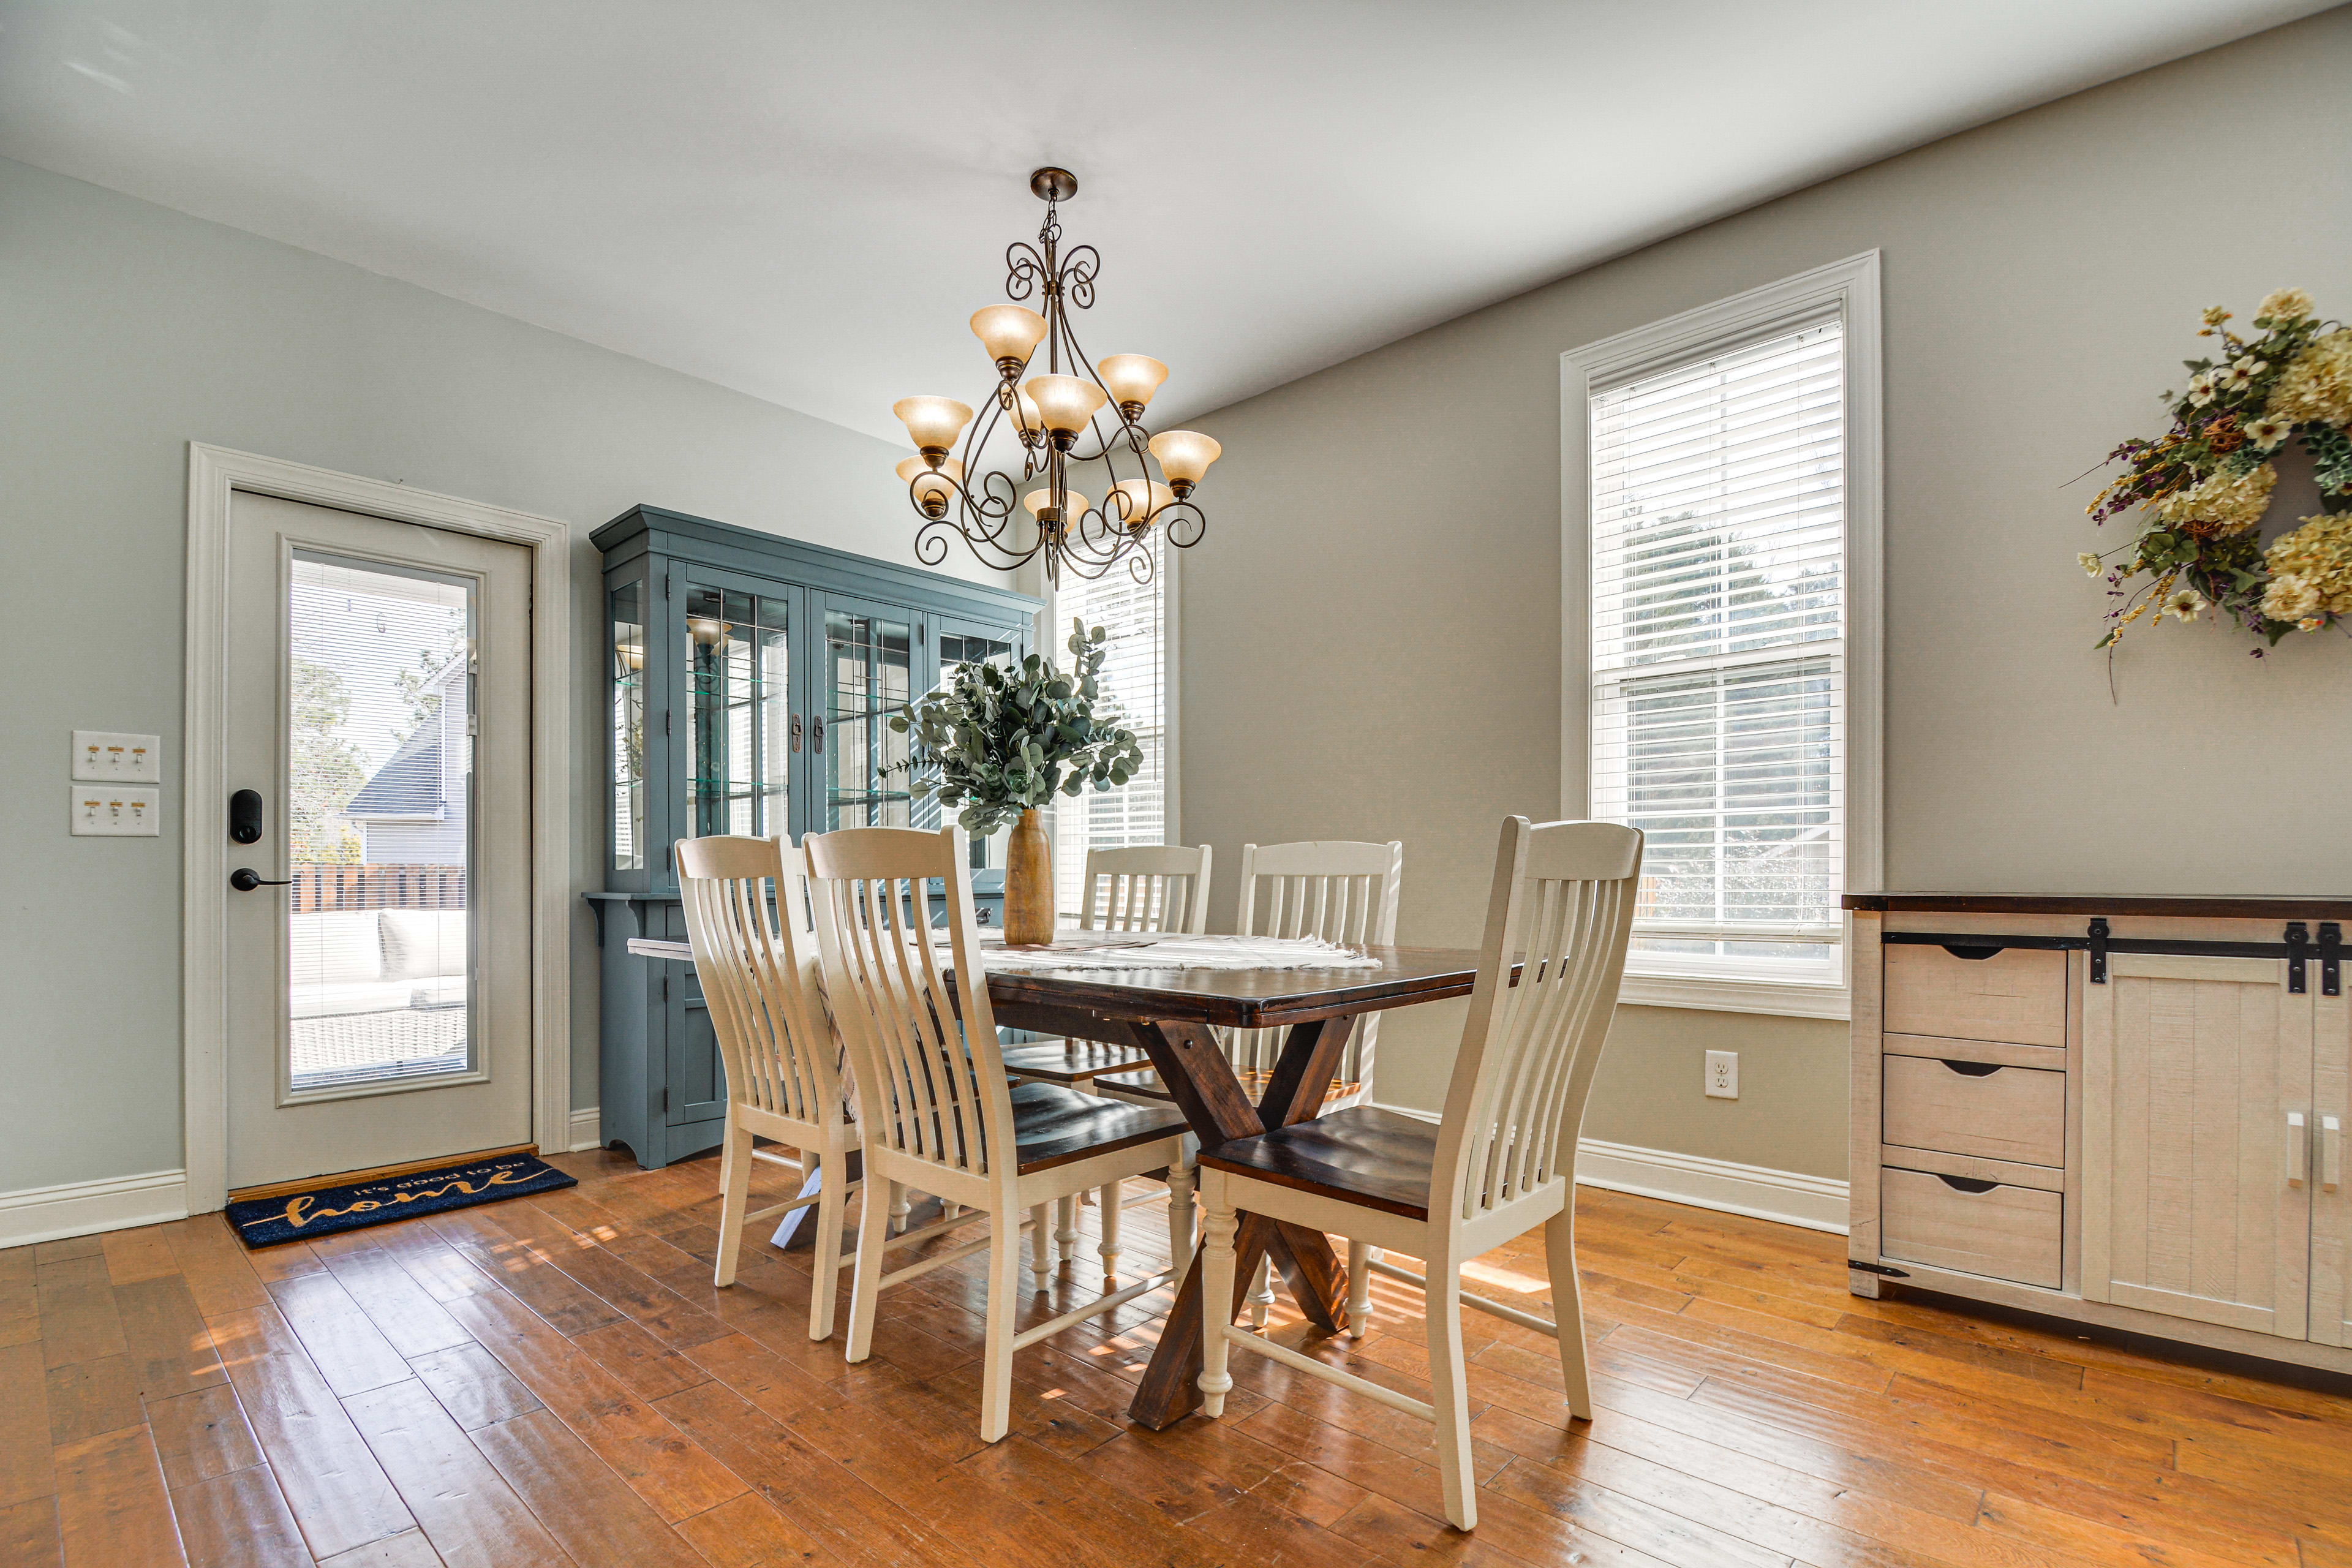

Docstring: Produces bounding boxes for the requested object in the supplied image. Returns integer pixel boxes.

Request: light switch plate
[72,785,161,837]
[73,731,161,783]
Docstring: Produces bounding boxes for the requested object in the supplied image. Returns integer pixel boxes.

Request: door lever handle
[229,868,293,892]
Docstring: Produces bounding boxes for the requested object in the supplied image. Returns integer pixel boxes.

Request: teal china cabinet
[589,505,1037,1168]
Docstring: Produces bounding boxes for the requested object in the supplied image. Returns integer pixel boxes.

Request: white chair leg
[889,1181,911,1234]
[1197,1202,1238,1419]
[1543,1205,1593,1420]
[1346,1238,1371,1338]
[712,1116,753,1289]
[844,1174,891,1363]
[1248,1254,1275,1329]
[807,1152,848,1342]
[979,1206,1023,1443]
[1424,1262,1478,1532]
[1165,1158,1196,1268]
[1029,1203,1050,1278]
[1056,1194,1080,1271]
[1097,1180,1122,1288]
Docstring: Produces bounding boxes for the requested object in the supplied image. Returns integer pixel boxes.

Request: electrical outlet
[72,785,161,837]
[1705,1049,1739,1099]
[73,731,161,783]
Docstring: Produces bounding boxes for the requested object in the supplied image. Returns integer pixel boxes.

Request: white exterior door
[2081,952,2312,1340]
[222,492,533,1189]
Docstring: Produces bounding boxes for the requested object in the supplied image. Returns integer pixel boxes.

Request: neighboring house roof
[349,662,461,822]
[347,718,445,820]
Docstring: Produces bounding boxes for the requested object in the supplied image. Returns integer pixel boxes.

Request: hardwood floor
[5,1150,2348,1568]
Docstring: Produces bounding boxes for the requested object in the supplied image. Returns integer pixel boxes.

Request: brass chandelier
[893,167,1221,586]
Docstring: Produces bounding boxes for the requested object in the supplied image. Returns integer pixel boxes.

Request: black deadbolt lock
[228,788,264,844]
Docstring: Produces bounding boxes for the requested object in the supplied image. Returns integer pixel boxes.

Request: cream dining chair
[1094,838,1402,1308]
[674,835,873,1340]
[804,824,1193,1442]
[1196,816,1642,1532]
[997,843,1215,1281]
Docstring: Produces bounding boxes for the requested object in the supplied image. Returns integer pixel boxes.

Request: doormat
[226,1153,578,1248]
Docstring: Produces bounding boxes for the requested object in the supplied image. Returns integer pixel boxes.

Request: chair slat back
[1229,840,1404,1084]
[1432,818,1643,1227]
[675,835,839,1130]
[805,826,1012,1186]
[1077,844,1213,935]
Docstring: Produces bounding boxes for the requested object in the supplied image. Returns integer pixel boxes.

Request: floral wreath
[2083,287,2352,655]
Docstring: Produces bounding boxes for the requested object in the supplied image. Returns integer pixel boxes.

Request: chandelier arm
[1058,244,1100,311]
[1157,498,1208,551]
[916,513,1044,573]
[1005,241,1048,305]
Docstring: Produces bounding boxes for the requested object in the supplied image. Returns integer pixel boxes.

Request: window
[1050,529,1175,921]
[1564,255,1880,1018]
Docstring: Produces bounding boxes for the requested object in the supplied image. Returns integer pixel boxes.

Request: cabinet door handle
[2287,1112,2308,1186]
[791,714,803,753]
[1939,1060,2002,1077]
[812,716,826,754]
[2324,1115,2343,1193]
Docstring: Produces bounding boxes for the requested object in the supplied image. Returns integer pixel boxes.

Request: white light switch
[72,785,161,837]
[73,731,161,783]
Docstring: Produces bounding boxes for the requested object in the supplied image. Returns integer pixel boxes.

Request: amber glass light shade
[1096,355,1168,414]
[970,305,1048,371]
[1107,478,1175,529]
[1022,374,1109,439]
[1147,429,1222,494]
[687,616,726,647]
[892,396,974,455]
[1023,487,1088,520]
[897,456,964,518]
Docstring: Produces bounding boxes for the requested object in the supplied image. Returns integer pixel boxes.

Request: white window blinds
[1588,315,1845,981]
[1051,531,1169,920]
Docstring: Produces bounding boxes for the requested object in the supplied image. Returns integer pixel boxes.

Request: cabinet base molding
[1864,1257,2352,1379]
[568,1107,603,1152]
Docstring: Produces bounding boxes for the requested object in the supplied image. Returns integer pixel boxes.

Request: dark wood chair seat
[998,1038,1156,1086]
[1009,1080,1189,1174]
[1196,1106,1438,1220]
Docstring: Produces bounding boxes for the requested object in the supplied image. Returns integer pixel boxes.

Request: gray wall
[1178,9,2352,1178]
[0,156,995,1195]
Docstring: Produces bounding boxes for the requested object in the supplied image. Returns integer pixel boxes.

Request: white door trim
[183,443,572,1214]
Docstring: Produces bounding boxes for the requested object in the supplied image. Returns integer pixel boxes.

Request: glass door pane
[610,578,647,870]
[927,627,1020,872]
[824,605,913,829]
[285,551,474,1093]
[685,586,791,838]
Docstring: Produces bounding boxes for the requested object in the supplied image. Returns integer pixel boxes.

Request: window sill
[1616,970,1851,1021]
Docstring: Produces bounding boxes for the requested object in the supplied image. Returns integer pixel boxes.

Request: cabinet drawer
[1883,943,2067,1047]
[1882,1167,2062,1289]
[1882,1054,2065,1167]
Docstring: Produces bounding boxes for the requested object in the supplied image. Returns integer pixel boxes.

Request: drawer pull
[1939,1060,2002,1077]
[1934,1174,2000,1194]
[1940,943,2003,960]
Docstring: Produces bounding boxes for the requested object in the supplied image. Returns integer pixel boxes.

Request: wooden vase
[1003,807,1054,946]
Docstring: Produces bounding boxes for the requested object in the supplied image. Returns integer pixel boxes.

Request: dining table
[626,930,1500,1430]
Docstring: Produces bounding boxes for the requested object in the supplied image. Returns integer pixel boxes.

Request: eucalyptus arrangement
[891,619,1143,943]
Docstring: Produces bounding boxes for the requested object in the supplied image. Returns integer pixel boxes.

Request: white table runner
[938,931,1382,975]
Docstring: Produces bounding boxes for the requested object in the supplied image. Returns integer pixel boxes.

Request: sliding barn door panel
[2313,987,2350,1348]
[2081,954,2312,1340]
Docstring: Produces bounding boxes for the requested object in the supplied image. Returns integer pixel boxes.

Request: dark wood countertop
[1844,892,2352,920]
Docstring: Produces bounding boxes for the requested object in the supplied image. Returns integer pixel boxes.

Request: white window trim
[1561,253,1882,1022]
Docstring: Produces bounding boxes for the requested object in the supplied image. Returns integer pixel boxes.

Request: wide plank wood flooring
[4,1148,2348,1567]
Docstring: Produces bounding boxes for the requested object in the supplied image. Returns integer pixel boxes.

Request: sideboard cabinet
[1848,893,2352,1374]
[589,506,1039,1168]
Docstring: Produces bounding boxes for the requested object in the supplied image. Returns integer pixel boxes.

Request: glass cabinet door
[821,601,916,830]
[925,622,1023,872]
[683,582,797,839]
[609,576,649,872]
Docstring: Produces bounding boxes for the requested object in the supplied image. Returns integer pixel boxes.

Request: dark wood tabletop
[625,933,1492,1428]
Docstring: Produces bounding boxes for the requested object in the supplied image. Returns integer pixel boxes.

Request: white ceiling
[0,1,2326,443]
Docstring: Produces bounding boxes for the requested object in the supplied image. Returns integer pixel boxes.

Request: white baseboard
[1369,1103,1849,1236]
[567,1107,603,1153]
[0,1169,190,1250]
